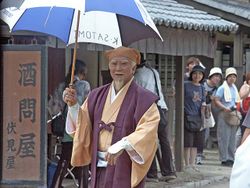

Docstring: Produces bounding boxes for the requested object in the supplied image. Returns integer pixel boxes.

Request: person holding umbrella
[63,46,160,188]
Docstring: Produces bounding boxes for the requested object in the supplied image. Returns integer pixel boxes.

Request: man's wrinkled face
[109,56,136,84]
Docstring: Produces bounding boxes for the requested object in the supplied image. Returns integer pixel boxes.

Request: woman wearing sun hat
[184,65,206,172]
[214,67,241,167]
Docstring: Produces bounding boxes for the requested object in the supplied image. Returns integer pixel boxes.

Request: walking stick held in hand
[69,10,81,88]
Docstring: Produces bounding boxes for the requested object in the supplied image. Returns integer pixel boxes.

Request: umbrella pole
[69,10,81,87]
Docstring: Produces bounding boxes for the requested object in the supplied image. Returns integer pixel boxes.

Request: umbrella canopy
[1,7,162,48]
[2,0,162,45]
[18,0,155,25]
[0,1,163,84]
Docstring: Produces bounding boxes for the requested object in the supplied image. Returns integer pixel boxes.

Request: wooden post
[234,31,244,86]
[174,56,185,171]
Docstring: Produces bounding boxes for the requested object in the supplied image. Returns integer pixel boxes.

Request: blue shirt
[215,84,237,108]
[184,81,206,116]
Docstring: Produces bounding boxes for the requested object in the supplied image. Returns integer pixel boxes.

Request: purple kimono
[87,81,158,188]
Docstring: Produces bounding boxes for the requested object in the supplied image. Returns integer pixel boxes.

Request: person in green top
[48,59,91,188]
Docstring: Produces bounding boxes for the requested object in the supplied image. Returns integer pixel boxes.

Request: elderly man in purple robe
[63,46,160,188]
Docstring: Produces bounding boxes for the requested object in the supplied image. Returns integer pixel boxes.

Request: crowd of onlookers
[183,56,250,179]
[135,55,248,180]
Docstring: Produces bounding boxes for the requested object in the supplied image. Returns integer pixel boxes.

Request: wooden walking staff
[69,10,81,87]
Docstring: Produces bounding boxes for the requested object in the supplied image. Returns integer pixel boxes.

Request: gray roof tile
[193,0,250,20]
[141,0,238,32]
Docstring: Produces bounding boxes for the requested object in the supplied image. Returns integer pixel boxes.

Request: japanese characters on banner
[2,51,41,181]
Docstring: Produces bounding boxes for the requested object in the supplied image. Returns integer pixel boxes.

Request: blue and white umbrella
[1,0,162,48]
[0,0,163,84]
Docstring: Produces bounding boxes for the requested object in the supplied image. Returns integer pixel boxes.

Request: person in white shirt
[134,55,176,182]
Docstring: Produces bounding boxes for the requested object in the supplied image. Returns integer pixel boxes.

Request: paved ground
[145,149,232,188]
[202,180,229,188]
[62,149,232,188]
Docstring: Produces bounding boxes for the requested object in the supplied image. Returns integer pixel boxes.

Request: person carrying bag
[134,56,177,182]
[184,65,206,171]
[214,67,241,167]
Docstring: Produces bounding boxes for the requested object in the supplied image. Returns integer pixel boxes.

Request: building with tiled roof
[142,0,238,32]
[182,0,250,27]
[128,0,239,59]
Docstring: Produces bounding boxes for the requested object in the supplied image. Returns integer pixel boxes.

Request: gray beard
[113,80,126,93]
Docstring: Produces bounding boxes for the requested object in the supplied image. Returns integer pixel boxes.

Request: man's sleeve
[126,103,160,187]
[65,99,92,166]
[65,103,80,135]
[126,103,159,163]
